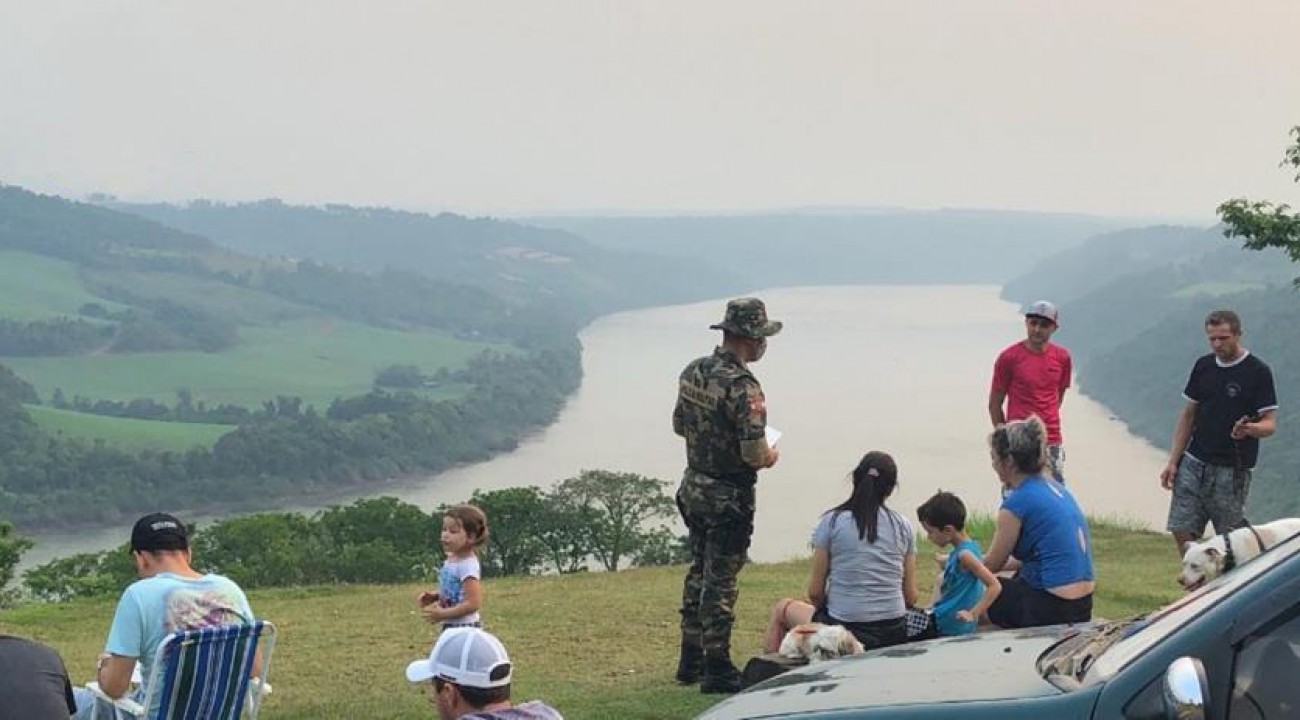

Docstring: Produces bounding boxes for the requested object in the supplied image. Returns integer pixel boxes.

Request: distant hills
[530,210,1127,288]
[5,182,1250,530]
[108,198,747,322]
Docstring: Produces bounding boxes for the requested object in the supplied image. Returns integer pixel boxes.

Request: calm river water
[26,285,1173,567]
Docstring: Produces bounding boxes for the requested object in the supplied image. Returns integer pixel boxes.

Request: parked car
[699,531,1300,719]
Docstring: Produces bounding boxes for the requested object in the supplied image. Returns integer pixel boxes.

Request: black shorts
[811,607,908,650]
[987,575,1092,629]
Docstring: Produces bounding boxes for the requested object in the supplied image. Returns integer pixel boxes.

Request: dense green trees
[0,340,580,528]
[16,486,686,602]
[0,522,32,606]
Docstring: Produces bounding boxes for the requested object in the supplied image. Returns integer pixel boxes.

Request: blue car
[699,532,1300,719]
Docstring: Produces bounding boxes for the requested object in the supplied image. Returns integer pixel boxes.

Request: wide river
[25,285,1173,567]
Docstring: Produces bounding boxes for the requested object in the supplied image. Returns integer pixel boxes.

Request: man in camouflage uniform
[673,297,782,694]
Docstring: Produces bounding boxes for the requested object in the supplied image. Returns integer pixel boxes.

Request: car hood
[699,625,1076,719]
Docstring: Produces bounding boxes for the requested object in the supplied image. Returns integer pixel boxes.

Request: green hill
[110,199,744,320]
[0,521,1182,720]
[6,319,491,409]
[25,405,234,451]
[0,186,584,529]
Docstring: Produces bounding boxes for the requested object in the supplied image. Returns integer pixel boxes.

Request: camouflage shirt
[673,347,768,482]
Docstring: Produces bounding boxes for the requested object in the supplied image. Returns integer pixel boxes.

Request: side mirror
[1163,656,1209,720]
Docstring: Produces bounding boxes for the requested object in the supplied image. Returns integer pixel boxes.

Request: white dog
[1178,518,1300,591]
[778,622,864,662]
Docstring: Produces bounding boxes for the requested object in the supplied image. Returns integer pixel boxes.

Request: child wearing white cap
[405,627,563,720]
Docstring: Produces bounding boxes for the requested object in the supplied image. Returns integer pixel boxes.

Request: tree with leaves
[467,487,549,577]
[1218,126,1300,283]
[553,470,677,572]
[0,521,33,606]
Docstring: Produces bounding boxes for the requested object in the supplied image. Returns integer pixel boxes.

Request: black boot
[700,652,744,694]
[675,638,704,684]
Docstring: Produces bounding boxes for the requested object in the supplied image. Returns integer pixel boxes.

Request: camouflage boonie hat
[709,297,783,338]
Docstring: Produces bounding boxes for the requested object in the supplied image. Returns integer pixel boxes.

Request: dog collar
[1221,522,1268,573]
[1222,532,1237,572]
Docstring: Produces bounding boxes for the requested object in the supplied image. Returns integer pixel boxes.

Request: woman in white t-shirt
[763,451,918,652]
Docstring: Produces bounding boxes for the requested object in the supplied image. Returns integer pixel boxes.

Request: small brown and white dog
[778,623,864,662]
[1178,518,1300,591]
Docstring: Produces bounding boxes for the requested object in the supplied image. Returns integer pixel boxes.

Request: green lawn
[0,251,128,321]
[25,405,235,451]
[0,521,1183,720]
[3,319,496,409]
[79,267,321,326]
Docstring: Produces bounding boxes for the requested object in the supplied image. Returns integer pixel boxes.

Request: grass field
[0,520,1183,720]
[79,267,321,325]
[3,319,496,409]
[25,405,235,450]
[0,251,128,321]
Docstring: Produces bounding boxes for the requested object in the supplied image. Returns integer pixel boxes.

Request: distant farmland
[26,405,235,450]
[5,319,494,409]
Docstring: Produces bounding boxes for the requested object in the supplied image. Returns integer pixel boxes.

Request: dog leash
[1220,521,1268,572]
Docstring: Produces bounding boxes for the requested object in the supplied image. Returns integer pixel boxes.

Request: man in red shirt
[988,301,1072,483]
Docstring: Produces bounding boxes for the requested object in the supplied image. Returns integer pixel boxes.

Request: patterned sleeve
[727,377,767,441]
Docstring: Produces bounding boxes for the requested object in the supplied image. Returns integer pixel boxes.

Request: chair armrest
[84,682,146,716]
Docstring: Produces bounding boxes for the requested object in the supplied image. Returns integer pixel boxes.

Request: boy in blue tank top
[911,492,1002,638]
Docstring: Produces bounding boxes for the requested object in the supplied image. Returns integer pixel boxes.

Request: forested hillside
[0,186,616,529]
[1001,224,1300,519]
[110,199,746,319]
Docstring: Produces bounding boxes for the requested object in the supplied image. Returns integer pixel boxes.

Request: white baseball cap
[405,627,513,689]
[1024,300,1060,326]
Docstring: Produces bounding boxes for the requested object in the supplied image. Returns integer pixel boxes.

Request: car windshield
[1037,536,1300,685]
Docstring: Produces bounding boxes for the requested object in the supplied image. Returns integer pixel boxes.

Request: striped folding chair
[86,620,276,720]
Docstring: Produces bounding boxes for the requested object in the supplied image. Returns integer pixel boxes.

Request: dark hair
[444,504,489,547]
[917,491,967,531]
[990,416,1048,475]
[830,451,899,543]
[433,673,511,707]
[1205,309,1242,335]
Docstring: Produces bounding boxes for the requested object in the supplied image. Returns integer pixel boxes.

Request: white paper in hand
[765,426,782,447]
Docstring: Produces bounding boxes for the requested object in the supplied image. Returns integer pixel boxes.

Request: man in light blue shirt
[72,513,256,719]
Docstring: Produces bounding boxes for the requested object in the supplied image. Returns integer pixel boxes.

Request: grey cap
[709,297,783,338]
[1024,300,1059,326]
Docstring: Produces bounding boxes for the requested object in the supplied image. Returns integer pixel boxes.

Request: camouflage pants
[676,468,755,655]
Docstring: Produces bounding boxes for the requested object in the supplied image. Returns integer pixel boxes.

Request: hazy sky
[2,1,1298,218]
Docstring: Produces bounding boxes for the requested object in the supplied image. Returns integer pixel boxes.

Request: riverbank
[21,285,1179,569]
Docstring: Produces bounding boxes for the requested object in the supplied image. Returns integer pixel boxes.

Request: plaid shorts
[905,608,935,639]
[1166,453,1250,538]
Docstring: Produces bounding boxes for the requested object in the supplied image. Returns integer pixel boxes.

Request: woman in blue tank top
[983,415,1094,628]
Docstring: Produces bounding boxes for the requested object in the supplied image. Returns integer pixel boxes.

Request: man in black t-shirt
[0,635,78,720]
[1159,310,1278,557]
